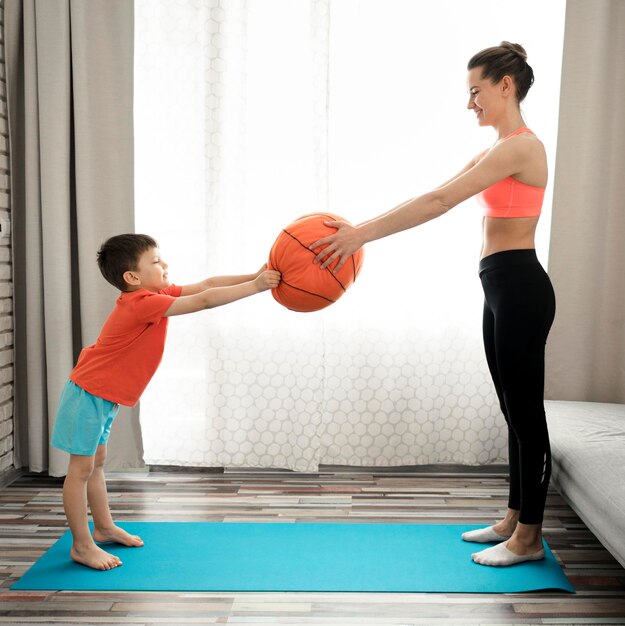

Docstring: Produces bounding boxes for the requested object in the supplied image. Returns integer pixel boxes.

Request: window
[134,0,565,468]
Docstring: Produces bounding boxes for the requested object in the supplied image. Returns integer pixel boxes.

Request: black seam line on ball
[292,213,337,224]
[282,229,348,292]
[280,279,336,304]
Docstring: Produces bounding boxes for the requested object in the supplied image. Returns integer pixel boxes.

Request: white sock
[462,525,509,543]
[471,542,545,567]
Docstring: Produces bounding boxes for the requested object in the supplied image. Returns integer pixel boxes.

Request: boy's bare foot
[70,543,122,570]
[93,525,144,547]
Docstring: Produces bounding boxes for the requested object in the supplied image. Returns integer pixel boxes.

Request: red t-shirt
[70,284,182,406]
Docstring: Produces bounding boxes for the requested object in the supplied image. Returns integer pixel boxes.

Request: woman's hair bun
[500,41,528,62]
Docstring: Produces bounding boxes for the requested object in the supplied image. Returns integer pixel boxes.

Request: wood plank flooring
[1,466,624,625]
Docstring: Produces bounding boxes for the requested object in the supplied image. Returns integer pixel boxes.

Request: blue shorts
[51,380,120,456]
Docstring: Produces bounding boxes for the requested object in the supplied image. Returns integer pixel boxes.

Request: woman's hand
[311,221,364,271]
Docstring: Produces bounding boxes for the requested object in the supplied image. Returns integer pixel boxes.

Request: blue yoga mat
[12,522,574,593]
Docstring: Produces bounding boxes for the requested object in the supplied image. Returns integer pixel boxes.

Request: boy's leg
[64,453,122,570]
[88,444,144,547]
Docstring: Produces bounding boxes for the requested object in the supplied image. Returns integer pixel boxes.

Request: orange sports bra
[476,127,545,218]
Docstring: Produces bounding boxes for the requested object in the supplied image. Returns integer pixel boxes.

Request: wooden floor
[1,466,625,625]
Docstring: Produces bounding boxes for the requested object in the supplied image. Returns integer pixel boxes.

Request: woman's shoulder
[512,129,545,150]
[496,129,545,161]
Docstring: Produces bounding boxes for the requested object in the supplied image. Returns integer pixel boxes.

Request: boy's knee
[67,454,96,481]
[94,445,107,469]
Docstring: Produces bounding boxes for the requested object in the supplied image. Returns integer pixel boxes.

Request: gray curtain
[545,0,625,404]
[5,0,143,476]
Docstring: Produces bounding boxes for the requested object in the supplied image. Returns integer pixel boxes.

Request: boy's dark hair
[97,234,158,291]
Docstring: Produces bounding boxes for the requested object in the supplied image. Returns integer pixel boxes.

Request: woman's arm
[434,151,486,189]
[313,138,533,270]
[352,154,484,234]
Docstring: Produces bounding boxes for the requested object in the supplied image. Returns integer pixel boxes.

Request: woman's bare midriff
[481,216,540,259]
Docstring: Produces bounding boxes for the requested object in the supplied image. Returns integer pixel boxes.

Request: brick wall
[0,0,15,483]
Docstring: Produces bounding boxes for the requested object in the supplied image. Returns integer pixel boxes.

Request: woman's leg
[472,259,555,564]
[463,295,521,544]
[482,296,522,524]
[493,269,555,527]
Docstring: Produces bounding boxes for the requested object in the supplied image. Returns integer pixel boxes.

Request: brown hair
[467,42,534,103]
[97,233,158,291]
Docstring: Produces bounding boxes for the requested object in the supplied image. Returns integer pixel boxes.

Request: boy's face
[125,247,170,292]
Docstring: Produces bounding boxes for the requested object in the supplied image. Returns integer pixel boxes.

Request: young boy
[51,234,281,570]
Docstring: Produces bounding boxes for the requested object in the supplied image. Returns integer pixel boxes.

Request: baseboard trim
[0,466,23,490]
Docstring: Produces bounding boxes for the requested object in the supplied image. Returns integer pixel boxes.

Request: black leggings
[480,249,556,525]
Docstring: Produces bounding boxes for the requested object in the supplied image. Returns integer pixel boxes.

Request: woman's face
[466,67,504,127]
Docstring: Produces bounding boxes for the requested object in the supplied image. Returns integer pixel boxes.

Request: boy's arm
[165,269,280,317]
[180,265,267,296]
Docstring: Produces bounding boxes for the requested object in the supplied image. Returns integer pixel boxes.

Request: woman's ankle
[512,522,543,546]
[493,509,519,533]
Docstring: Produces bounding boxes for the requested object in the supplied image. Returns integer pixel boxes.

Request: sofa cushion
[546,400,625,569]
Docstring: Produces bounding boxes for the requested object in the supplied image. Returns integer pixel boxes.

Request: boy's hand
[255,263,268,278]
[255,269,281,292]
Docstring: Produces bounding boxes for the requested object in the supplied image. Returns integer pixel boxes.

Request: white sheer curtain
[134,0,565,470]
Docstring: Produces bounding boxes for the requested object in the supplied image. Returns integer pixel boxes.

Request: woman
[313,42,556,567]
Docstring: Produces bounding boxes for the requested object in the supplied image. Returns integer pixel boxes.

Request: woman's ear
[501,75,514,97]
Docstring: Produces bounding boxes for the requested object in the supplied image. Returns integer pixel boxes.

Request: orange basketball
[268,213,364,312]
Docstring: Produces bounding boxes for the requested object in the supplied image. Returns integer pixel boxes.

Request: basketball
[268,213,364,312]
